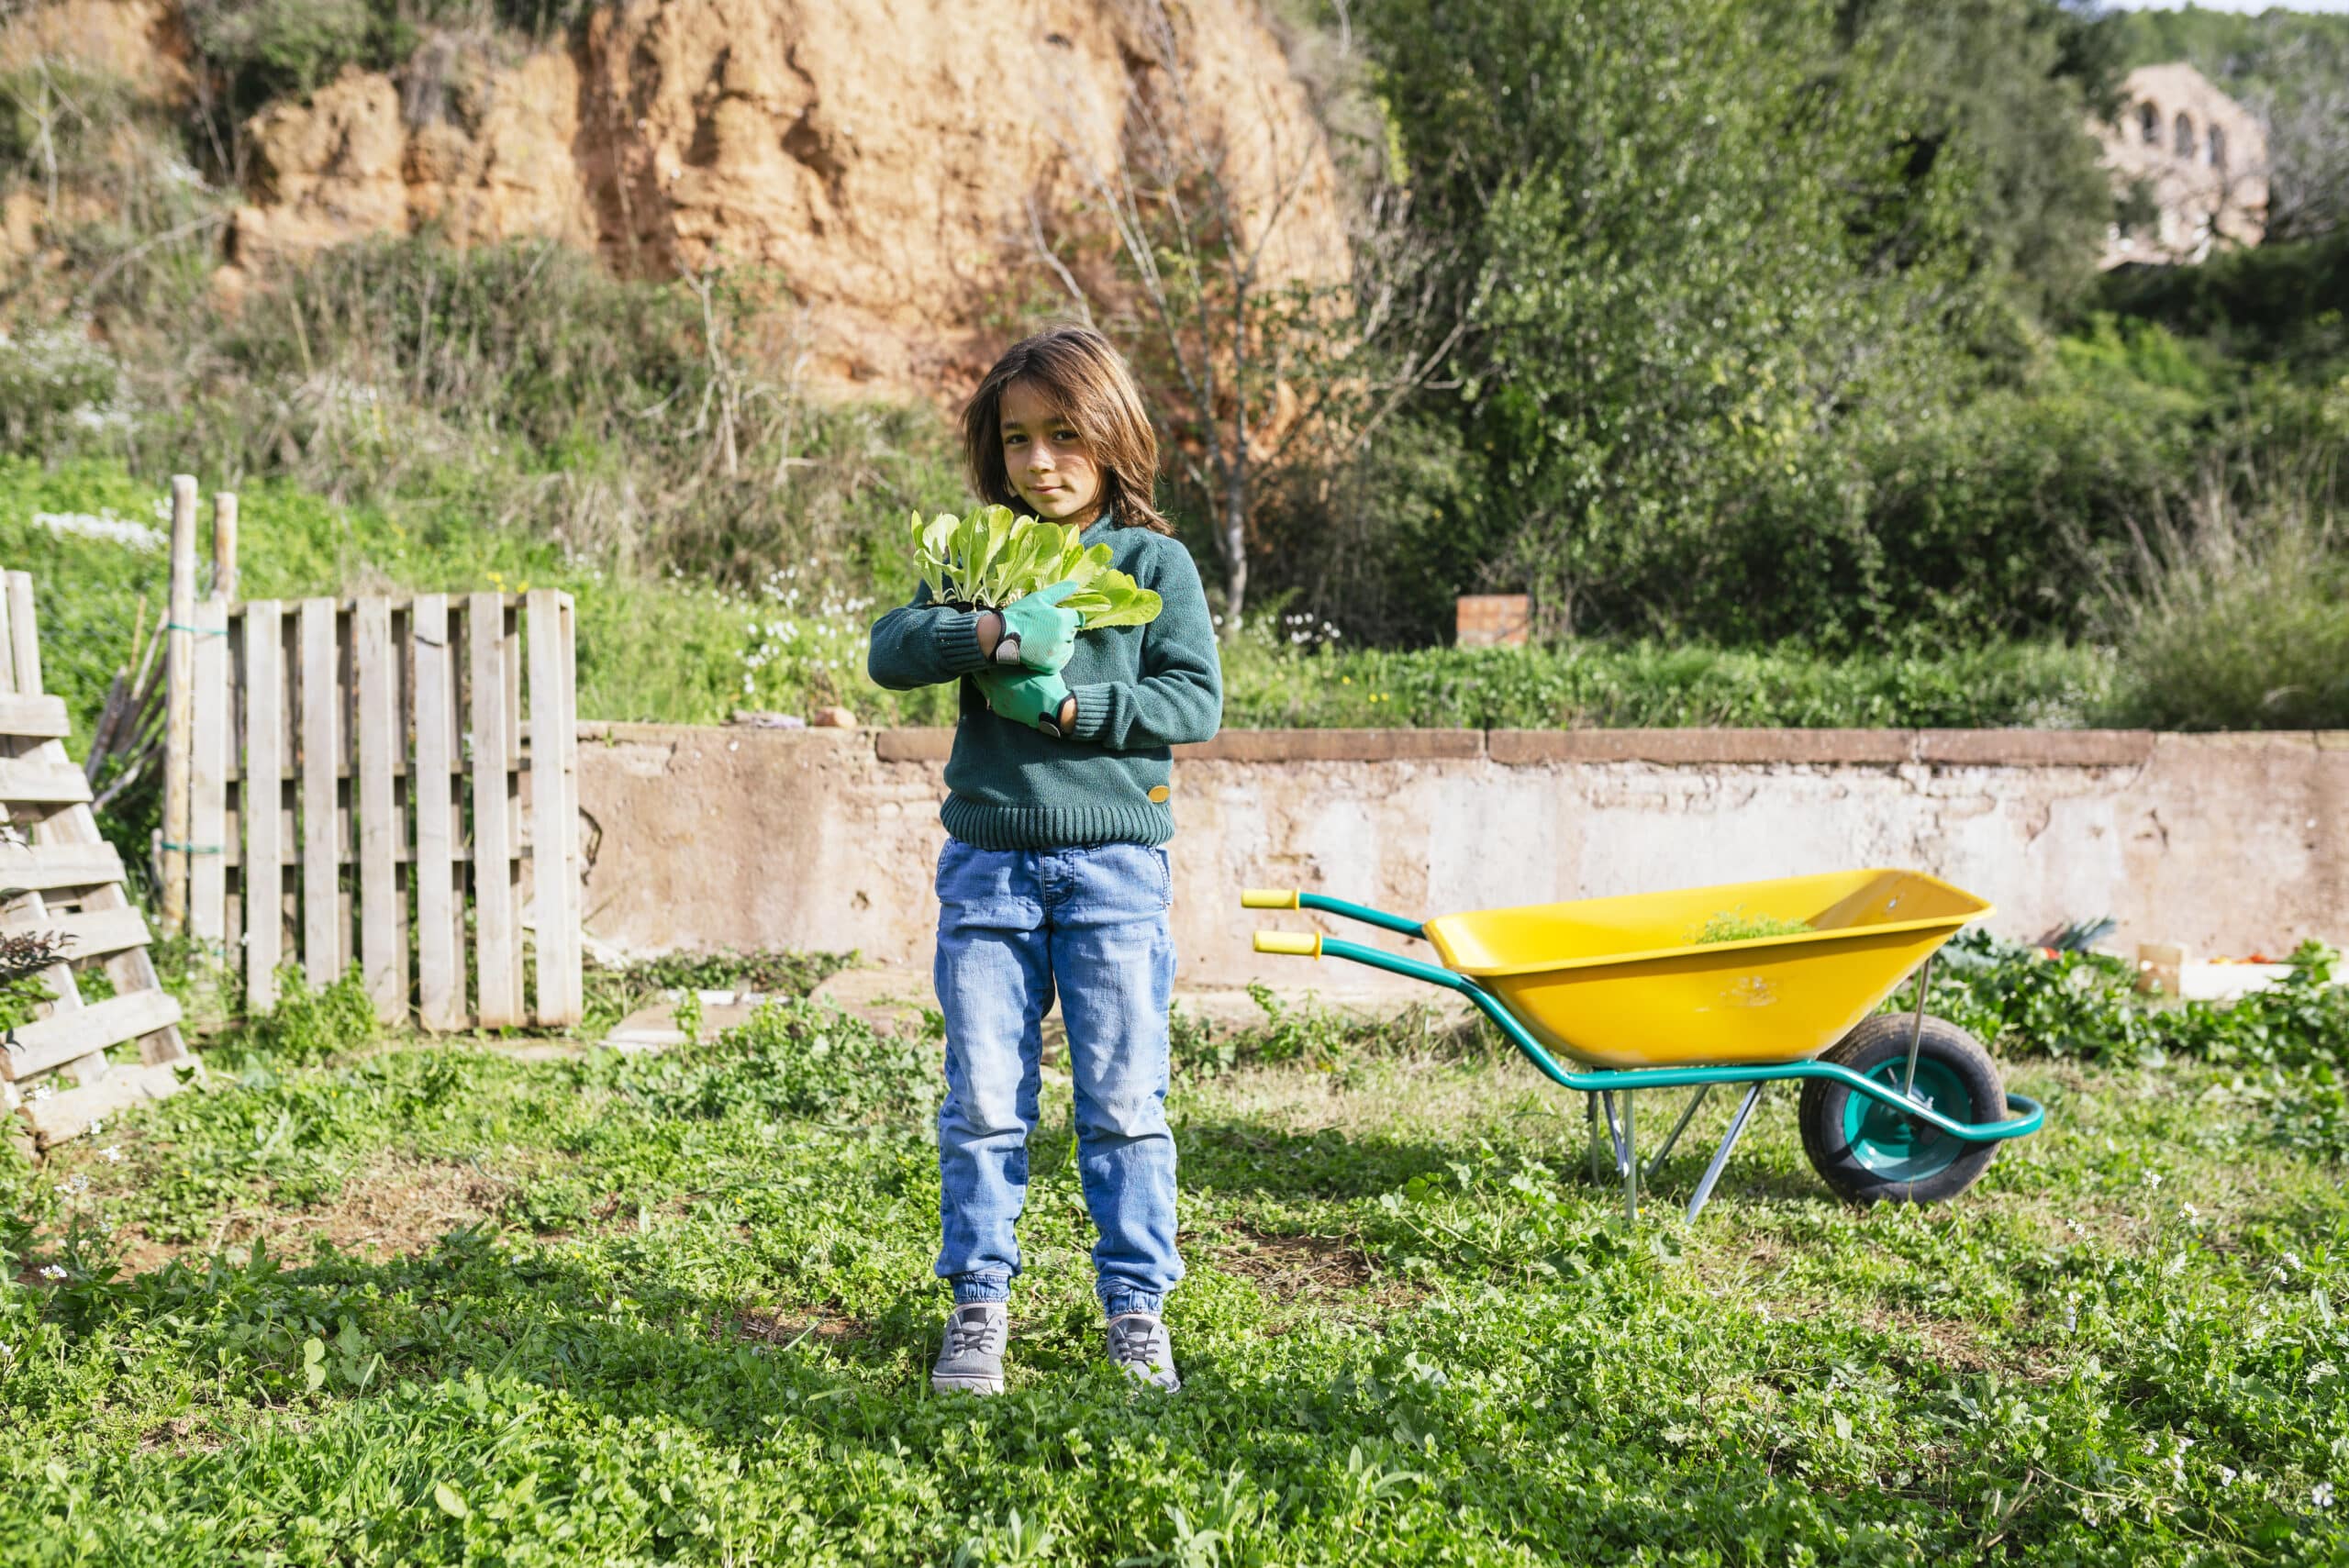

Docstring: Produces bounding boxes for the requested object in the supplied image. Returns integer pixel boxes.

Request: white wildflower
[99,1145,122,1163]
[39,1265,65,1281]
[2315,1482,2334,1508]
[2219,1466,2237,1487]
[32,507,161,552]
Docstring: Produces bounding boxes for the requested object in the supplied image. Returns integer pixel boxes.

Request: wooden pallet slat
[298,597,342,986]
[0,694,70,738]
[0,758,94,804]
[0,841,126,894]
[243,601,286,1012]
[526,590,581,1024]
[555,593,582,1020]
[19,1060,194,1147]
[469,592,520,1027]
[5,573,38,695]
[188,595,229,952]
[354,597,405,1023]
[0,906,150,961]
[412,595,460,1031]
[1,989,184,1083]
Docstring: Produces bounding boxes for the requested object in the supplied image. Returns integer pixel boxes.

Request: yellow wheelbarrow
[1244,869,2043,1221]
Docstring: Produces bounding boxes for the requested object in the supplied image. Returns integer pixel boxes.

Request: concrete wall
[574,724,2349,998]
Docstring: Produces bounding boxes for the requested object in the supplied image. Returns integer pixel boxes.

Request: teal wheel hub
[1842,1058,1973,1182]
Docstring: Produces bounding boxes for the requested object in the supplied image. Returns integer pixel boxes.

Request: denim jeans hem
[950,1273,1012,1305]
[1099,1286,1165,1318]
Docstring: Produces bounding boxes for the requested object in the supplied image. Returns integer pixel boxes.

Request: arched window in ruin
[2208,125,2227,169]
[2175,112,2195,159]
[2138,102,2159,144]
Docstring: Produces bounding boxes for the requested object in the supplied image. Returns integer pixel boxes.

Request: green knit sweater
[865,517,1224,850]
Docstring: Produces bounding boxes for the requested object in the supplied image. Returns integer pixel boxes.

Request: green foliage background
[1,0,2344,760]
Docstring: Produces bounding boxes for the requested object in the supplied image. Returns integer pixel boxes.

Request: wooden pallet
[0,572,197,1154]
[186,591,583,1030]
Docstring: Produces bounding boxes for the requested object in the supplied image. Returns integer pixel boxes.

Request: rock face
[224,0,1350,395]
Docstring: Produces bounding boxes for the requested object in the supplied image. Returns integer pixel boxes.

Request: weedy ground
[2,962,2345,1566]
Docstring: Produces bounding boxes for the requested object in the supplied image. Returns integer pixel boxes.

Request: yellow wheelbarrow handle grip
[1241,888,1300,909]
[1253,930,1322,957]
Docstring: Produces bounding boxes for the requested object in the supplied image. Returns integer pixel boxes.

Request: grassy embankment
[4,454,2118,755]
[2,940,2344,1563]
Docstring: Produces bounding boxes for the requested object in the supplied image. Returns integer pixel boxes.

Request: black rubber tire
[1799,1014,2005,1206]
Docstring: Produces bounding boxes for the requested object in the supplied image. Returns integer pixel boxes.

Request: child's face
[998,378,1104,526]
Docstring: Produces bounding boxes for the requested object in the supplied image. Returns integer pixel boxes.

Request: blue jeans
[932,837,1182,1318]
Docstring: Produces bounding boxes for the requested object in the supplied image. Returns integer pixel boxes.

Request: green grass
[1215,633,2117,730]
[4,952,2346,1564]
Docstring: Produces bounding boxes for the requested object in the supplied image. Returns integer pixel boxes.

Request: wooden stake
[211,492,239,604]
[161,474,197,939]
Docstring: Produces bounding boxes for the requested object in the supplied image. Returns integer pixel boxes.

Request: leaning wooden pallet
[0,571,197,1156]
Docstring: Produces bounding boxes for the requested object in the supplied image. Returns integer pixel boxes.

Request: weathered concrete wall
[575,725,2349,998]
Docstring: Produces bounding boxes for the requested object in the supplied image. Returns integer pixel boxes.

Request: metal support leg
[1686,1083,1766,1223]
[1901,952,1937,1097]
[1621,1091,1638,1225]
[1586,1094,1603,1185]
[1600,1091,1631,1177]
[1645,1085,1711,1181]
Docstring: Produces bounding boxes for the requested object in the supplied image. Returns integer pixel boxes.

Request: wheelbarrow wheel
[1799,1014,2003,1206]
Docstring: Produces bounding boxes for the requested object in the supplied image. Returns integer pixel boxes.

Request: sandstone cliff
[207,0,1349,395]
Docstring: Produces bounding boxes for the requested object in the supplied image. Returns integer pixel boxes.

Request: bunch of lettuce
[909,505,1162,628]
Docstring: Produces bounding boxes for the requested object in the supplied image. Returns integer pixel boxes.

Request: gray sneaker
[1107,1311,1180,1391]
[930,1302,1008,1395]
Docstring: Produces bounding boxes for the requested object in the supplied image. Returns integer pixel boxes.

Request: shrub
[182,0,379,115]
[0,320,120,448]
[610,998,934,1125]
[2100,471,2349,729]
[237,965,379,1067]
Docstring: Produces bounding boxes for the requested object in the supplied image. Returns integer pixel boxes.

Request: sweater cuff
[933,611,989,674]
[1067,684,1115,743]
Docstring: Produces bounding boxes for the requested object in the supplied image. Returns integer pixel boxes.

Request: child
[866,326,1223,1394]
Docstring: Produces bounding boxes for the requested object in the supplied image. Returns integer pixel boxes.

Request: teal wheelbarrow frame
[1244,890,2045,1223]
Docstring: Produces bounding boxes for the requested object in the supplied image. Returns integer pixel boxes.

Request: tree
[1027,0,1471,636]
[1363,0,1992,641]
[1840,0,2121,316]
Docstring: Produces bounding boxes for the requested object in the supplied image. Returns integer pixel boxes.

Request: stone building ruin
[2094,62,2267,269]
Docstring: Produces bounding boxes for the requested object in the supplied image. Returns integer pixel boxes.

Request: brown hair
[961,326,1174,535]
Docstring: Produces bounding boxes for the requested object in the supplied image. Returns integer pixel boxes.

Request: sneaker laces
[947,1307,1004,1357]
[1107,1312,1165,1363]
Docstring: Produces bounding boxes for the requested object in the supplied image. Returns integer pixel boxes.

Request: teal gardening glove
[974,667,1075,738]
[991,580,1082,672]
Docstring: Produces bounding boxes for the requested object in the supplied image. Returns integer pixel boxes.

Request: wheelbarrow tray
[1420,869,1991,1069]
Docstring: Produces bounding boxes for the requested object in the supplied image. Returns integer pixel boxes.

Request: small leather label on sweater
[1148,784,1171,803]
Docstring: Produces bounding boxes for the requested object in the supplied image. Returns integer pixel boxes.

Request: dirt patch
[1854,1304,1998,1375]
[1212,1221,1377,1301]
[729,1307,870,1347]
[111,1159,513,1275]
[138,1416,228,1454]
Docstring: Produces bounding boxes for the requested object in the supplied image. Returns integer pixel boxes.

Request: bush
[610,998,934,1125]
[2101,469,2349,729]
[235,966,379,1068]
[0,320,120,448]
